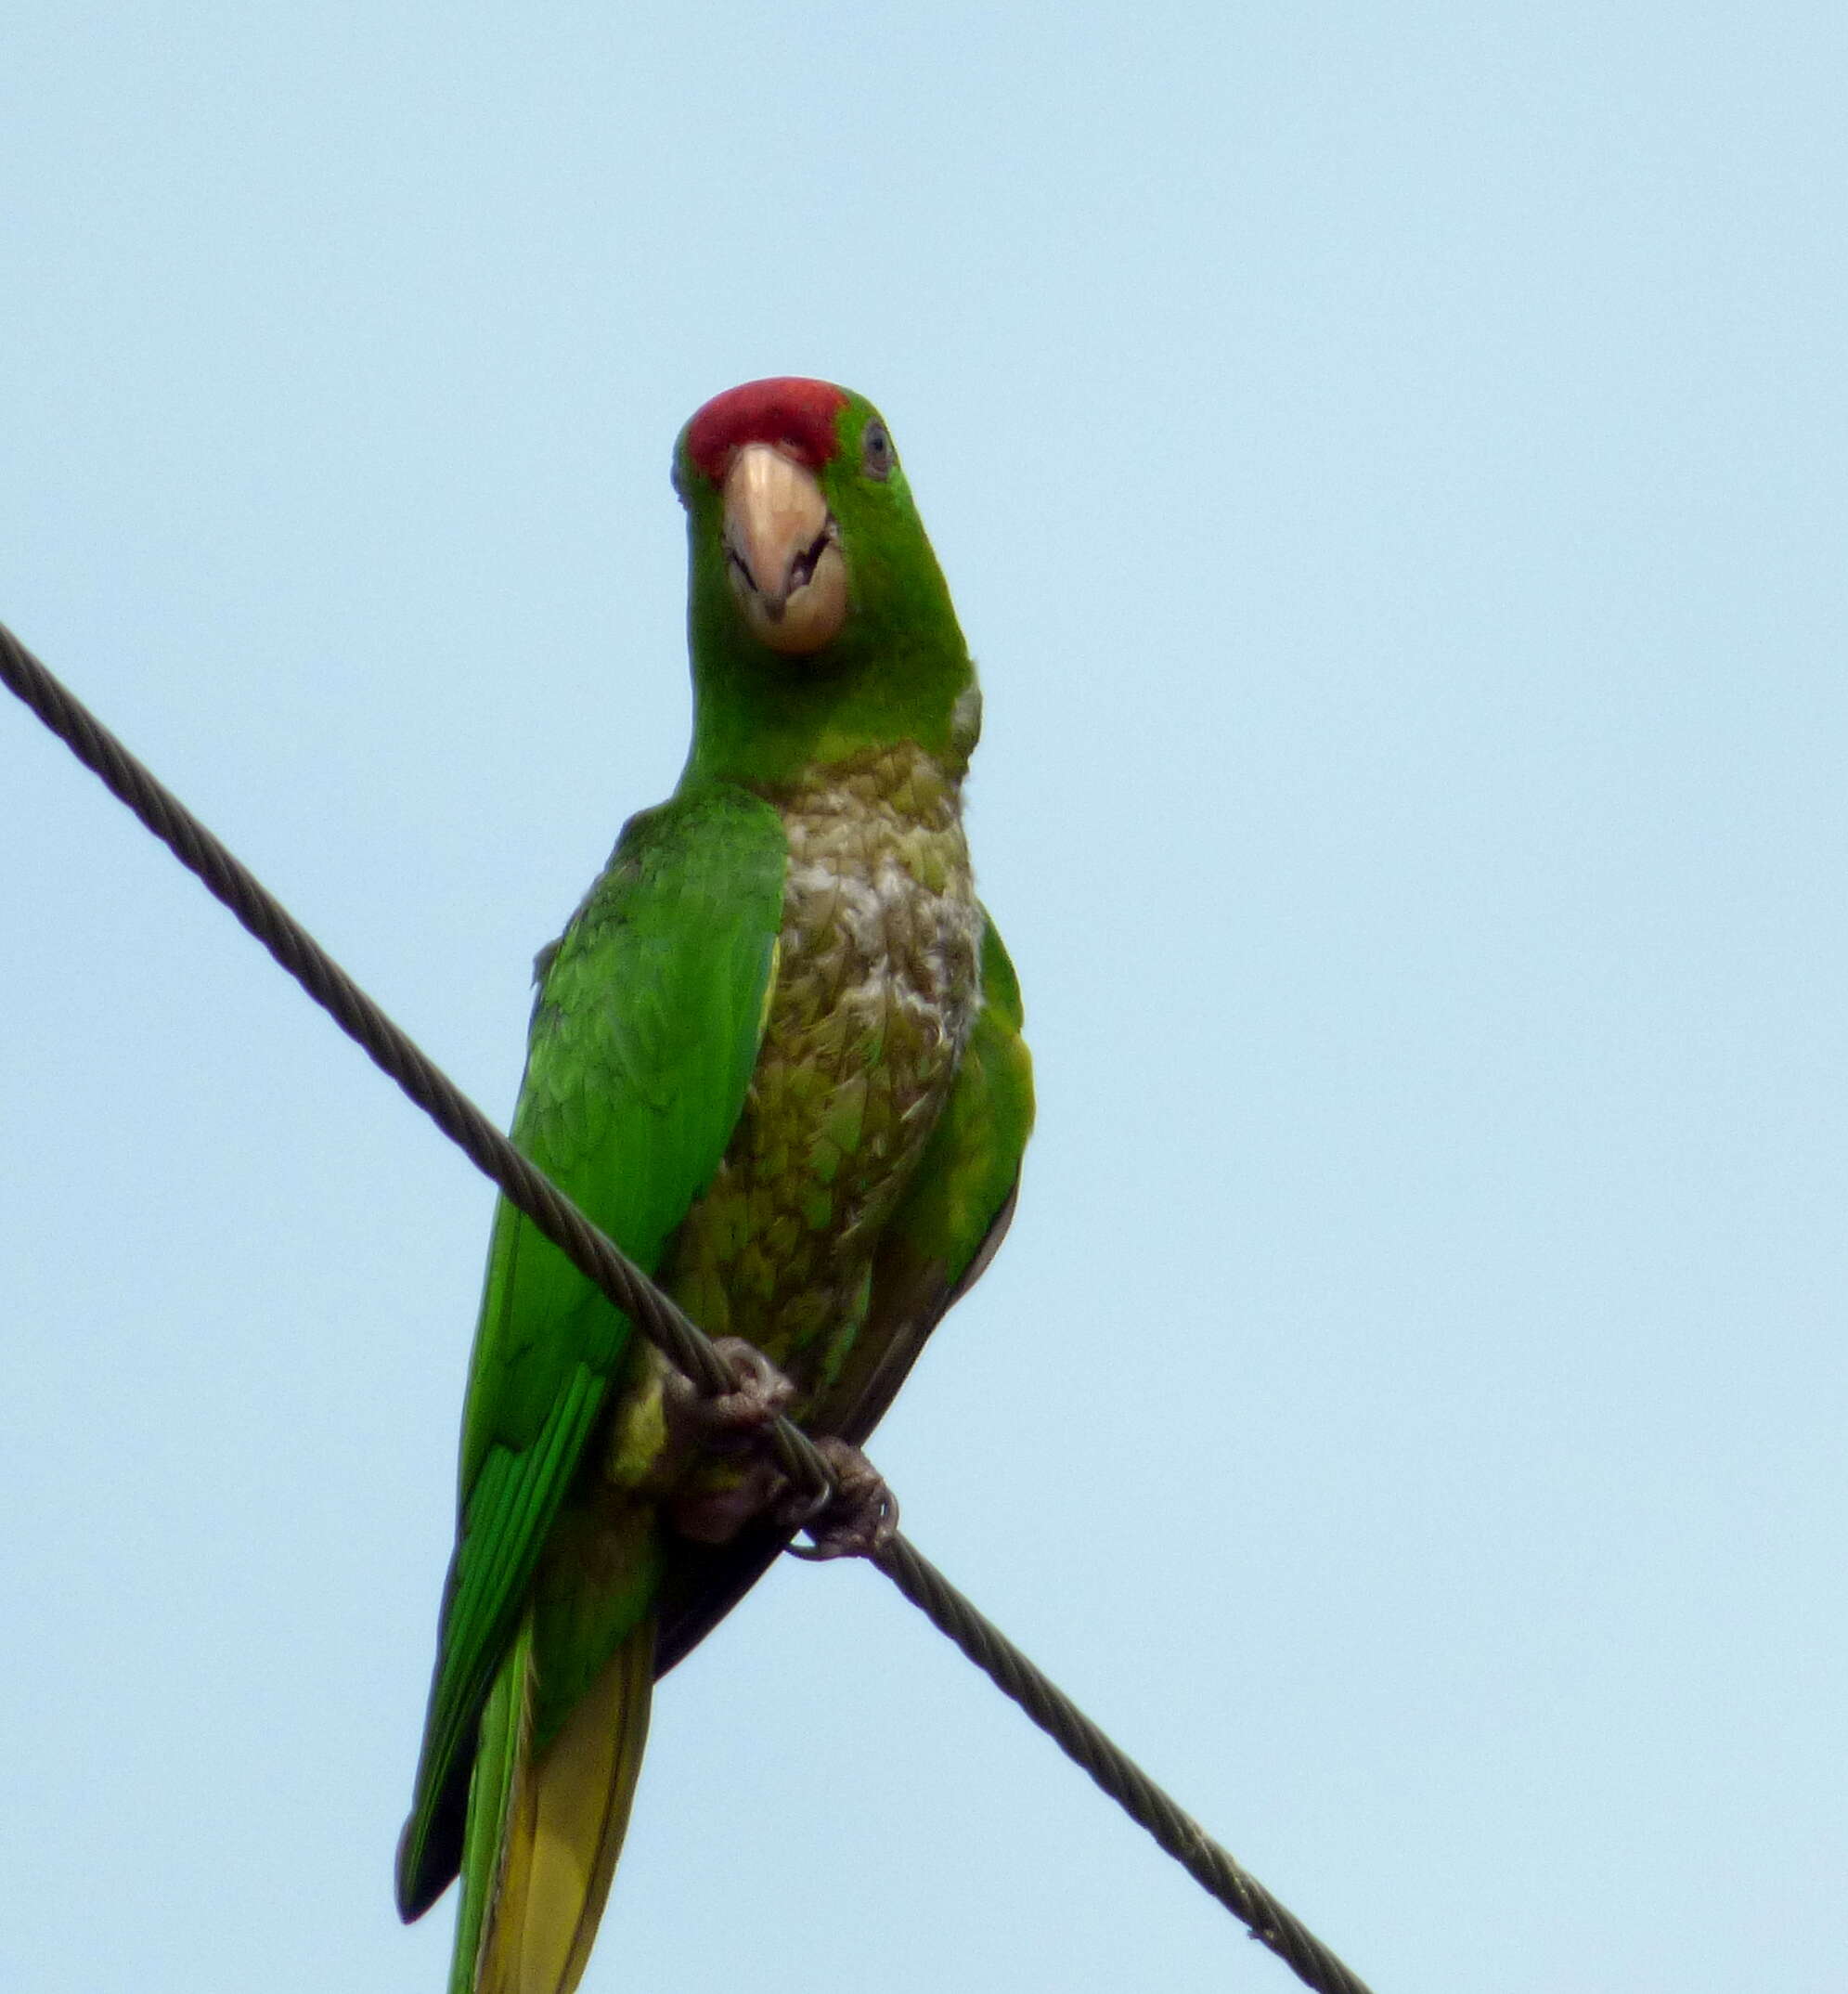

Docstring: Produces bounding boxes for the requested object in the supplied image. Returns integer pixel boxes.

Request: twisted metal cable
[875,1539,1371,1991]
[2,617,1377,1994]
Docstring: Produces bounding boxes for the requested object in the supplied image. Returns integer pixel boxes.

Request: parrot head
[671,378,977,785]
[677,376,863,655]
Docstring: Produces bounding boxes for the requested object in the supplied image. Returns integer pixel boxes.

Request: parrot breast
[662,741,982,1396]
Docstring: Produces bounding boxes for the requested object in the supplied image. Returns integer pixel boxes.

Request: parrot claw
[660,1342,895,1559]
[665,1335,796,1452]
[664,1338,800,1544]
[782,1437,899,1561]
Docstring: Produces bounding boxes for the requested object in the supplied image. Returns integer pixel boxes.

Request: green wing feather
[653,909,1034,1675]
[398,782,787,1917]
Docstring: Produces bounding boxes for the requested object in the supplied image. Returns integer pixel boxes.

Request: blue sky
[3,6,1844,1991]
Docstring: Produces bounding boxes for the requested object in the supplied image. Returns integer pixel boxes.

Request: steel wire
[2,617,1378,1994]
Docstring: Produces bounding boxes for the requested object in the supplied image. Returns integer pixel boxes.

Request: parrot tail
[448,1612,654,1994]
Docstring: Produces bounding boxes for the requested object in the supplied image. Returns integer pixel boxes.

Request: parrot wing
[397,781,787,1917]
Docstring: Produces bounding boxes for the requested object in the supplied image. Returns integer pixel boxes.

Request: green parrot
[396,377,1034,1994]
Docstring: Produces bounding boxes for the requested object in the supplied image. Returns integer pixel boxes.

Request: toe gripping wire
[1,620,1376,1994]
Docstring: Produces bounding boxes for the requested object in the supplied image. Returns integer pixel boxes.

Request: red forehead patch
[683,377,851,485]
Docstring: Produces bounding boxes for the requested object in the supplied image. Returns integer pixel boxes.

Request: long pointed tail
[450,1614,654,1994]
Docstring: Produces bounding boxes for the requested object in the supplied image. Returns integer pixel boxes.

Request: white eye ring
[861,421,895,481]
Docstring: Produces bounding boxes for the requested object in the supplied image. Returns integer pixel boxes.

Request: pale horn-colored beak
[721,443,848,654]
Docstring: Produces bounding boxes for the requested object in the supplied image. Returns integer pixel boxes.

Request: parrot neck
[678,654,980,796]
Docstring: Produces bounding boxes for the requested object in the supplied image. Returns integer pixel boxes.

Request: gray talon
[661,1344,895,1560]
[666,1336,796,1454]
[783,1437,898,1561]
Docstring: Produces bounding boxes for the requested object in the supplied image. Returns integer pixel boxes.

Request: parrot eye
[860,421,896,481]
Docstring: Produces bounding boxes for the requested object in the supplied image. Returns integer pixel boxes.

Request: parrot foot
[663,1338,798,1545]
[665,1335,796,1453]
[659,1341,896,1559]
[782,1437,899,1561]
